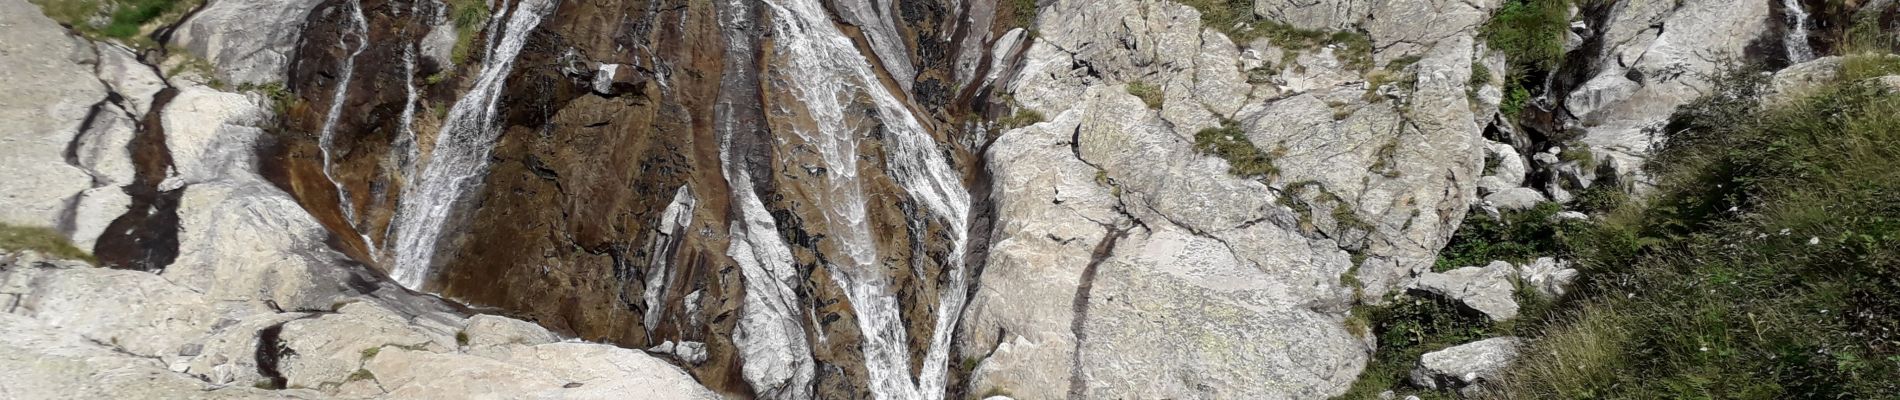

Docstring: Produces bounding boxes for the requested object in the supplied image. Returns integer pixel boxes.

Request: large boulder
[0,313,320,399]
[0,0,104,228]
[964,0,1498,396]
[1566,0,1773,188]
[1,247,722,399]
[169,0,327,85]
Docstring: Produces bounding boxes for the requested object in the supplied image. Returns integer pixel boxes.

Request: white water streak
[643,185,697,336]
[1784,0,1816,63]
[715,0,817,397]
[764,0,973,399]
[317,0,376,256]
[387,0,553,289]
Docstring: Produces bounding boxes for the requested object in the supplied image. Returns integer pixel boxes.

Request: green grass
[447,0,492,65]
[1557,142,1596,169]
[29,0,199,48]
[1482,0,1570,72]
[1337,295,1500,400]
[998,108,1045,129]
[1432,202,1580,272]
[1125,81,1164,109]
[1499,83,1530,119]
[0,223,94,263]
[346,368,375,382]
[1481,0,1570,121]
[1482,56,1900,399]
[1173,0,1375,71]
[1193,119,1279,179]
[1001,0,1039,30]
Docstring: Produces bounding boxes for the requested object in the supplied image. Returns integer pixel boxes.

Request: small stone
[1413,262,1519,321]
[1517,257,1579,298]
[1484,187,1547,211]
[1409,337,1523,389]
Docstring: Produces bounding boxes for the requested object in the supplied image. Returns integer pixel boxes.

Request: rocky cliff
[0,0,1893,398]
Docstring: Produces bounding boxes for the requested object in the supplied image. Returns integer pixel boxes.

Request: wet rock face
[273,0,1012,397]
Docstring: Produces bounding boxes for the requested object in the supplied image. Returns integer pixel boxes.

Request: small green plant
[1499,83,1530,118]
[0,223,94,263]
[997,108,1045,129]
[1470,62,1494,89]
[346,368,375,382]
[1193,119,1278,179]
[1125,81,1164,109]
[1482,0,1569,72]
[455,331,470,346]
[1557,143,1595,169]
[1433,202,1578,272]
[447,0,492,65]
[359,346,380,360]
[1002,0,1039,30]
[423,71,452,86]
[1337,294,1498,399]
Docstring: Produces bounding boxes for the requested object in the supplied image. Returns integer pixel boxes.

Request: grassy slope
[1484,55,1900,399]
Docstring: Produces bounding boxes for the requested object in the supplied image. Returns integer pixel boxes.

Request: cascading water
[1783,0,1816,63]
[763,0,974,399]
[386,0,554,289]
[382,0,425,256]
[317,0,376,256]
[714,0,818,397]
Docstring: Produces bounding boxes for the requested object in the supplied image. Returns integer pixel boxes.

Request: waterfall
[386,0,554,289]
[714,0,818,397]
[383,0,424,257]
[763,0,974,399]
[316,0,376,256]
[1784,0,1816,63]
[643,185,697,336]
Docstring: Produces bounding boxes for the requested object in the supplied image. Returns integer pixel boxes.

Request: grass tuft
[0,223,94,263]
[447,0,492,65]
[1125,81,1164,109]
[1193,119,1278,179]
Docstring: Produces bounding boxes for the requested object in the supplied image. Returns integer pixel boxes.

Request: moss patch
[1125,80,1164,109]
[1193,119,1278,179]
[0,223,94,263]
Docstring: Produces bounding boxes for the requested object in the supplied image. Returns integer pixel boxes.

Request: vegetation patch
[447,0,492,65]
[998,108,1045,129]
[1193,119,1278,179]
[0,223,94,263]
[30,0,203,48]
[1337,294,1499,400]
[1433,202,1579,272]
[1173,0,1375,71]
[346,368,375,382]
[1001,0,1040,31]
[1125,81,1164,109]
[1481,0,1569,72]
[1484,59,1900,398]
[1481,0,1569,120]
